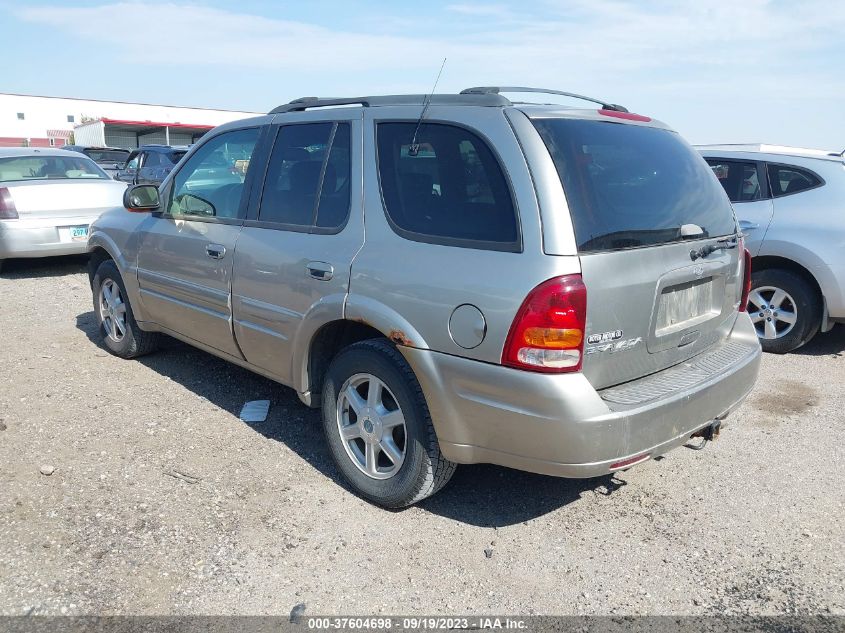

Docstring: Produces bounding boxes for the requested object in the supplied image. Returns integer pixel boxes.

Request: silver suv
[698,144,845,352]
[87,87,761,507]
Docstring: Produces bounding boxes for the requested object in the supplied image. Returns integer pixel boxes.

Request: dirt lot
[1,256,843,617]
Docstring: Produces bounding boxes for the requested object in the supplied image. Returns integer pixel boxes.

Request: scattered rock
[39,465,55,476]
[484,548,493,559]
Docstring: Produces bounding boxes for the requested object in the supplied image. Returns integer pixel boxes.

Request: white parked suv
[698,144,845,353]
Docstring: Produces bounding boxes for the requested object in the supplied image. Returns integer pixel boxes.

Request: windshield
[84,149,130,164]
[0,155,109,183]
[532,118,736,252]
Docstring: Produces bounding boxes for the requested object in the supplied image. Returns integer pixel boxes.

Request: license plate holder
[655,277,715,336]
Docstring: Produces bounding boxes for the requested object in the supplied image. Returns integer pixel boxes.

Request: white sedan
[0,148,127,271]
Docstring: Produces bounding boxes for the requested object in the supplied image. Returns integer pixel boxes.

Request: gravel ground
[1,255,843,617]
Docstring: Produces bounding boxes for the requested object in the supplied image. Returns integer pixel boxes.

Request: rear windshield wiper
[690,235,739,261]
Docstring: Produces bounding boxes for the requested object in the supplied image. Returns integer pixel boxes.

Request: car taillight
[0,187,18,219]
[503,274,587,373]
[740,246,752,311]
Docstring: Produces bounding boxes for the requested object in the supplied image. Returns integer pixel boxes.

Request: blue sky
[2,0,843,149]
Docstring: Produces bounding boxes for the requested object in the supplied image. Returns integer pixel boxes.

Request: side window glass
[125,152,140,170]
[376,122,518,248]
[167,127,259,220]
[767,164,821,197]
[315,123,351,229]
[143,152,161,168]
[707,160,761,202]
[258,123,333,226]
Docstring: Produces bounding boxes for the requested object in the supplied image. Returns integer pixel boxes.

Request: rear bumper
[402,313,762,478]
[0,216,98,259]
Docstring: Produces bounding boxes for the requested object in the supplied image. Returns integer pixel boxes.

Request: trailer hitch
[686,420,721,450]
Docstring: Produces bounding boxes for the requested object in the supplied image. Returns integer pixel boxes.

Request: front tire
[321,339,456,508]
[747,269,821,353]
[92,259,160,358]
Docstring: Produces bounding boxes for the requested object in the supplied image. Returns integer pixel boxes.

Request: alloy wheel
[336,373,407,480]
[747,285,798,340]
[98,279,127,343]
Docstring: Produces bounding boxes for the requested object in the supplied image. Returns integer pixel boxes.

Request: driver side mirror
[124,184,160,213]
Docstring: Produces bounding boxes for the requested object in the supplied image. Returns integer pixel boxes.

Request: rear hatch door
[531,115,742,389]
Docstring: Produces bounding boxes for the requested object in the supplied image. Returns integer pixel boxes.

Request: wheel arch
[300,319,390,408]
[297,295,431,407]
[751,255,822,299]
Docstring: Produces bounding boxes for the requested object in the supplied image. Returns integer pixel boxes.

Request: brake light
[739,246,752,311]
[0,187,18,219]
[598,109,652,122]
[503,275,587,373]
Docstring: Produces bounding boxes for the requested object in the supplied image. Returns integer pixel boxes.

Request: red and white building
[0,93,260,149]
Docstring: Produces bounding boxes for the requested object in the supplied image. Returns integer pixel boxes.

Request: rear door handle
[306,261,334,281]
[739,220,759,231]
[206,243,226,259]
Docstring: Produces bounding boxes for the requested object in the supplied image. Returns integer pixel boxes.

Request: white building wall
[72,121,106,146]
[0,93,260,146]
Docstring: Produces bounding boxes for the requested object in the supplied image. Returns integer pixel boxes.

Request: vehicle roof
[67,145,130,152]
[0,147,94,158]
[696,144,845,163]
[266,87,669,130]
[137,144,191,152]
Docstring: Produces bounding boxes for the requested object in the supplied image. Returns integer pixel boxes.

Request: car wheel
[92,259,160,358]
[321,339,456,508]
[747,269,821,353]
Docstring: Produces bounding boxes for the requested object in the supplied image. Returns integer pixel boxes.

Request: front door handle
[306,261,334,281]
[739,220,759,231]
[206,243,226,259]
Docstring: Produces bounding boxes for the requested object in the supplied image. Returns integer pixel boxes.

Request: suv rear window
[767,164,822,197]
[533,119,736,252]
[377,122,519,251]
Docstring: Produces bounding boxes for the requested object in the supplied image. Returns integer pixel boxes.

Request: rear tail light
[0,187,18,219]
[503,274,587,373]
[738,237,752,311]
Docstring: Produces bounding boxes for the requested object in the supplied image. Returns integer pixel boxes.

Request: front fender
[86,209,150,323]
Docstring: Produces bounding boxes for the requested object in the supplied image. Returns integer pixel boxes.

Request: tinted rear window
[377,122,519,250]
[83,149,129,164]
[533,119,736,252]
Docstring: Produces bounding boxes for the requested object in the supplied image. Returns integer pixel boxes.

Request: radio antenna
[409,58,446,156]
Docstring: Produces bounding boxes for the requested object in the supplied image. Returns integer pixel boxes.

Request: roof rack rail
[460,86,628,112]
[269,93,511,114]
[270,97,372,114]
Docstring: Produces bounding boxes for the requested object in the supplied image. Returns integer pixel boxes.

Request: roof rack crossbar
[460,86,628,112]
[269,93,511,114]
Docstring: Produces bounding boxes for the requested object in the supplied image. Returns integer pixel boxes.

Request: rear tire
[747,268,820,353]
[321,339,456,508]
[92,259,160,358]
